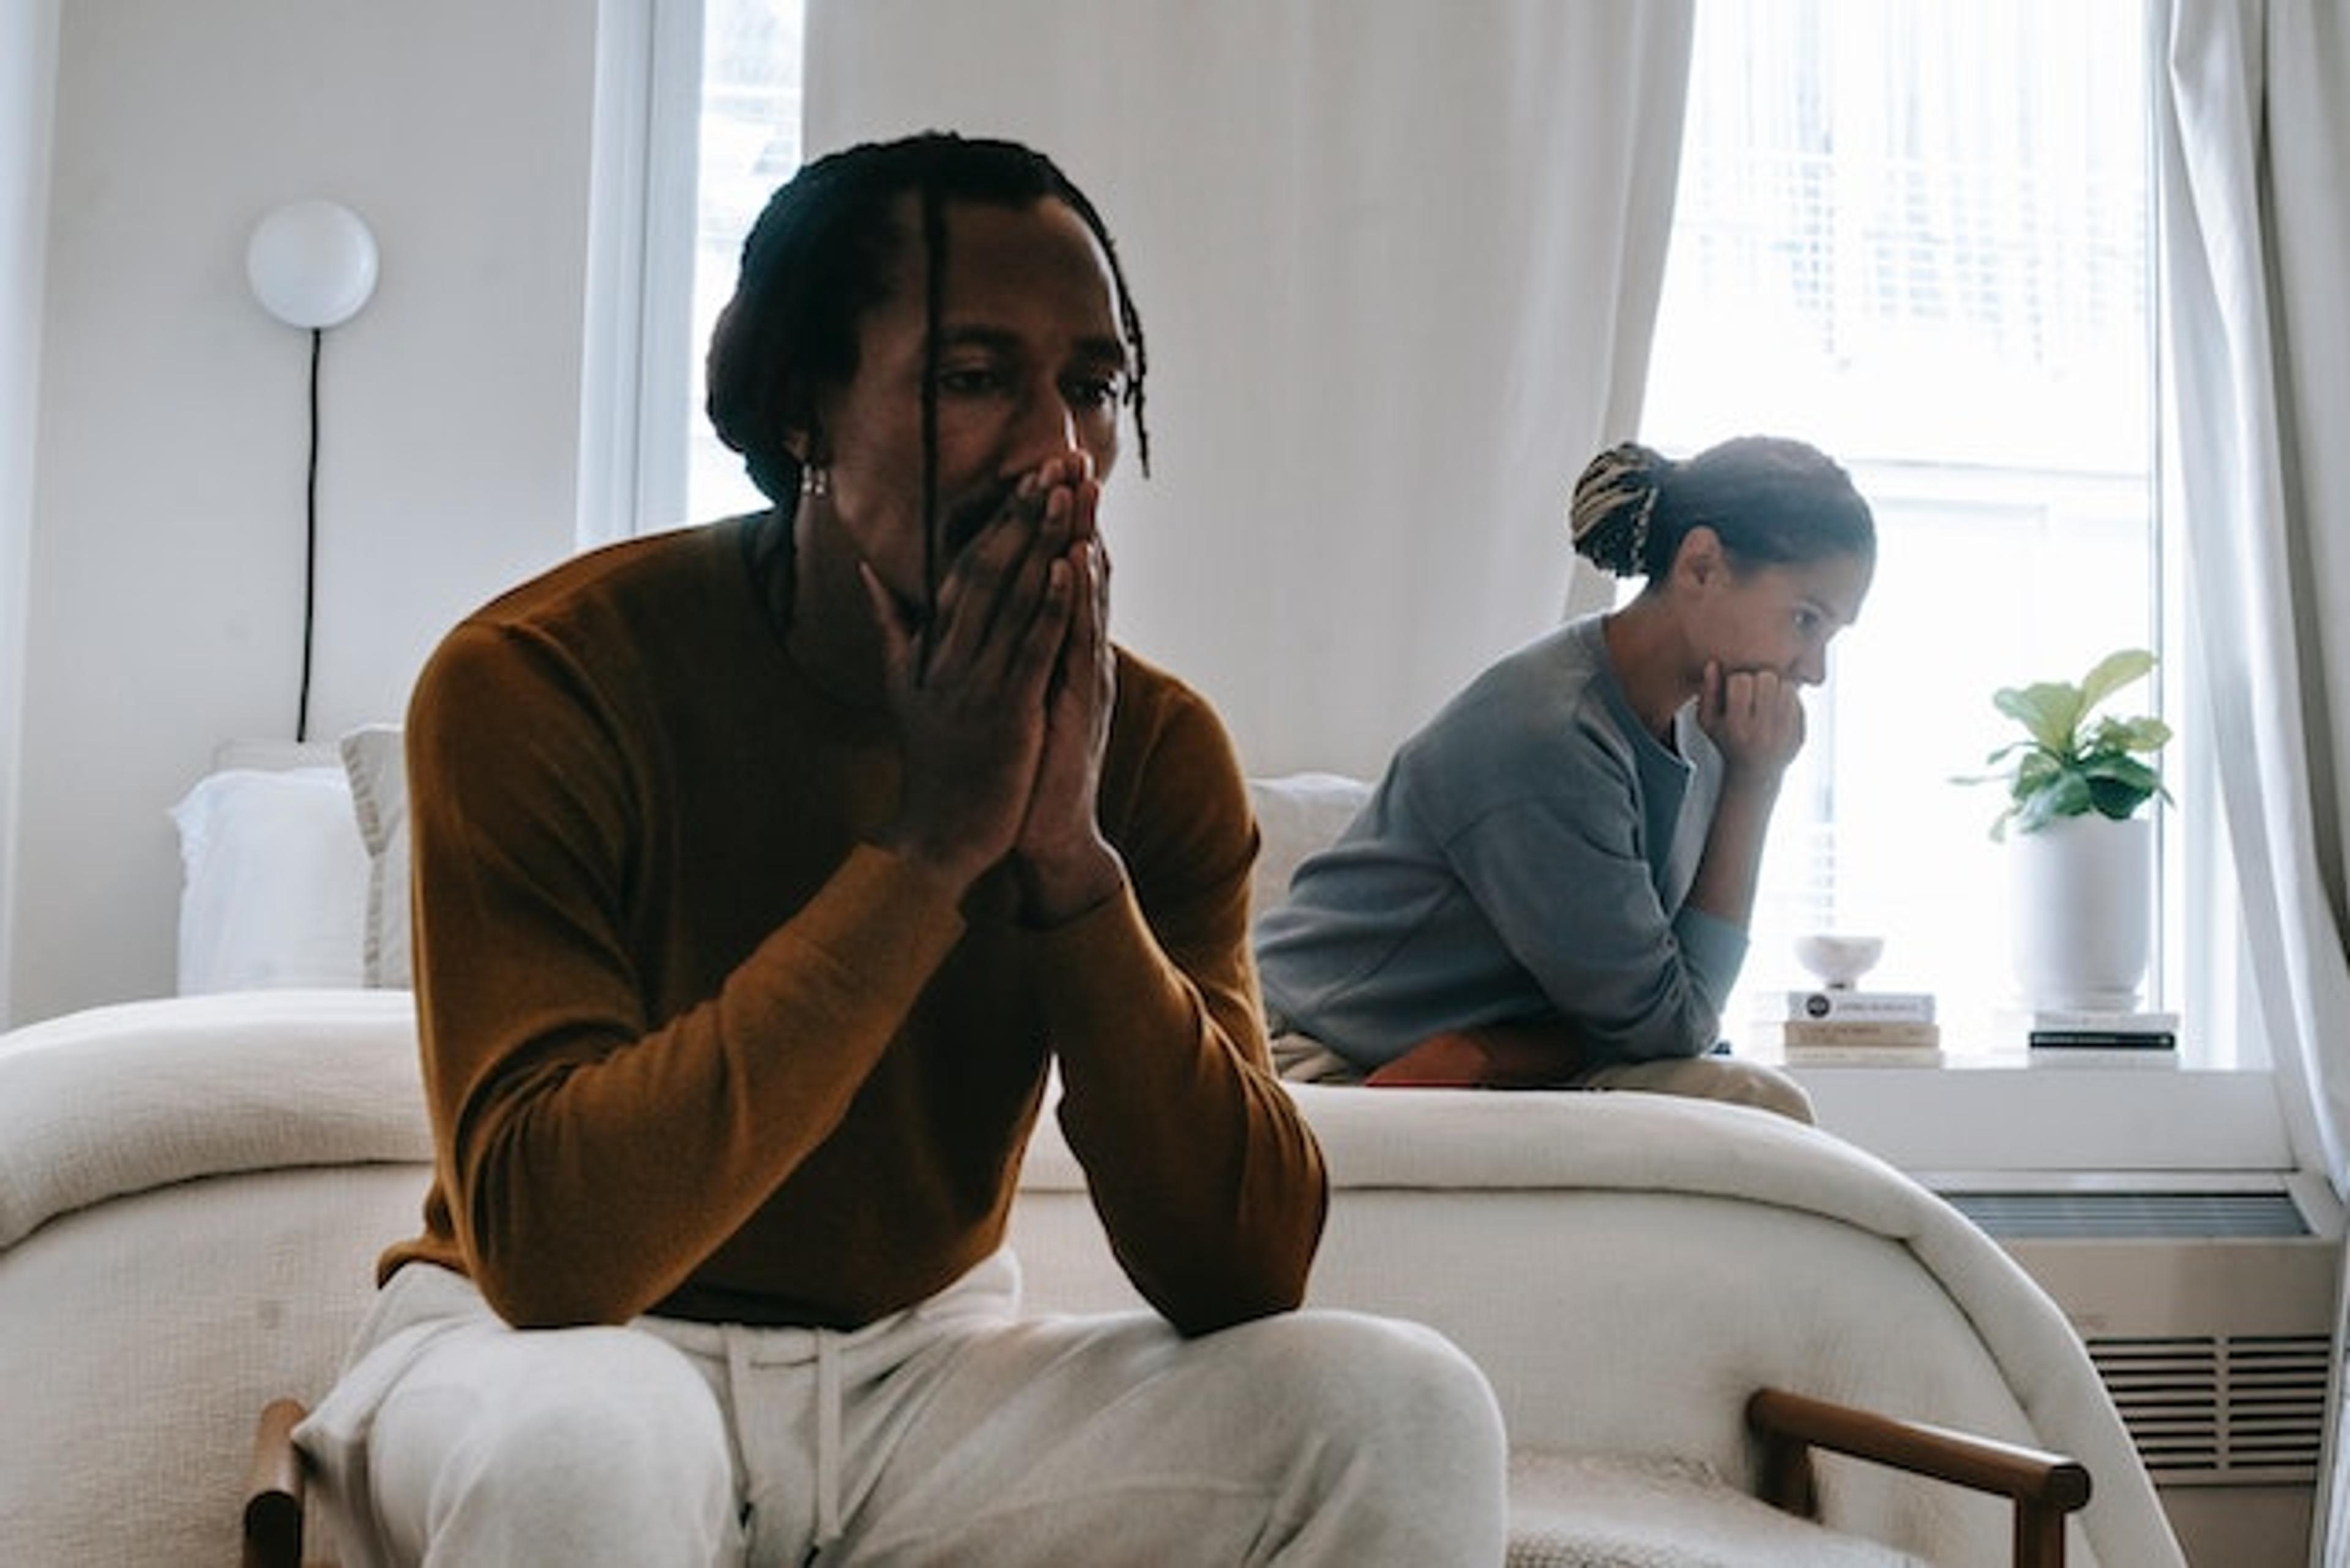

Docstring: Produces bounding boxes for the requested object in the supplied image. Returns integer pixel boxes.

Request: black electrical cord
[296,326,321,742]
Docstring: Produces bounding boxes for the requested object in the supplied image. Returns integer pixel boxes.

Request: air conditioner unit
[1932,1171,2343,1568]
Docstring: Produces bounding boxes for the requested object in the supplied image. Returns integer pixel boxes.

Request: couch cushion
[170,765,370,994]
[1507,1449,1923,1566]
[340,724,412,988]
[1245,772,1371,917]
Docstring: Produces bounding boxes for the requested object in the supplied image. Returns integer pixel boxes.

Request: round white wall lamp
[246,198,379,329]
[246,196,381,741]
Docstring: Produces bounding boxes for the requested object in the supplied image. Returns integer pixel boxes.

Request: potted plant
[1961,648,2172,1012]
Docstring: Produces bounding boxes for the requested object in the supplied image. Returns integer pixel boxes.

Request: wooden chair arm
[1747,1386,2091,1568]
[241,1397,310,1568]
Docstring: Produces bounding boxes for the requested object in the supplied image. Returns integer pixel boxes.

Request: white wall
[0,0,61,1027]
[804,1,1667,788]
[9,1,606,1023]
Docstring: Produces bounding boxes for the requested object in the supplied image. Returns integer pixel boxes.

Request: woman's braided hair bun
[1568,441,1672,578]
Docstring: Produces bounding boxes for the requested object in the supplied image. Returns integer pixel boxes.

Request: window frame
[577,0,704,551]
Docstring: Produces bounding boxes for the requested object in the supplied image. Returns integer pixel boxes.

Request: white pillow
[338,725,412,988]
[1245,772,1372,919]
[170,766,370,993]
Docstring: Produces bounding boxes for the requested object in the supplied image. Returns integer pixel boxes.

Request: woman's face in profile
[1692,547,1873,688]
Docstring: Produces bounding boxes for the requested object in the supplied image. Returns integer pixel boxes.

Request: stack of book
[1752,988,1941,1066]
[2023,1009,2179,1069]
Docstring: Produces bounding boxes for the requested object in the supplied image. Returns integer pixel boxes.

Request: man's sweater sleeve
[1038,682,1327,1335]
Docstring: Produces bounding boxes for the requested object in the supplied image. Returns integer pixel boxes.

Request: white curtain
[802,0,1693,778]
[2154,5,2350,1559]
[2157,1,2350,1184]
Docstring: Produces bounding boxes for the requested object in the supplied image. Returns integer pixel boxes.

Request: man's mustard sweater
[380,518,1325,1336]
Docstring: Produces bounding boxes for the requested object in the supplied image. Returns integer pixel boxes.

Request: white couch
[0,770,2187,1566]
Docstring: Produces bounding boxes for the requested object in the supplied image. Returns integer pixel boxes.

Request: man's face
[809,196,1128,612]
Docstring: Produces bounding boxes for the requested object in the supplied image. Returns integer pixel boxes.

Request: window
[688,0,805,523]
[1640,0,2206,1059]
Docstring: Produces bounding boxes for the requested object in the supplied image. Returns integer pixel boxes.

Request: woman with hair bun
[1255,435,1876,1117]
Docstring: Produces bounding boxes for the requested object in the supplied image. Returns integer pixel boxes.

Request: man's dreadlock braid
[917,170,947,678]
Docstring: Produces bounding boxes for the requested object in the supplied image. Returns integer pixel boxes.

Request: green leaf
[2082,715,2170,758]
[2081,756,2162,818]
[2011,751,2064,796]
[2080,753,2160,787]
[1979,739,2035,767]
[1994,684,2084,753]
[2077,648,2155,714]
[2013,771,2097,833]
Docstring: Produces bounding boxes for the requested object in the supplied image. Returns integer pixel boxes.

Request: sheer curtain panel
[2157,0,2350,1189]
[2155,6,2350,1556]
[801,0,1694,777]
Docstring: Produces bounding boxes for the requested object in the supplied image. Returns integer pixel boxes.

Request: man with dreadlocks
[294,132,1507,1567]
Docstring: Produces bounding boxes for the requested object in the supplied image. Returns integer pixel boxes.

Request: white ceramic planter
[2009,812,2154,1012]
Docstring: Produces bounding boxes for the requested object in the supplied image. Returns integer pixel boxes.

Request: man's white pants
[297,1252,1507,1567]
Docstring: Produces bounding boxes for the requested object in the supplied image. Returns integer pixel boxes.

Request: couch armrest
[241,1398,308,1568]
[0,989,427,1249]
[1749,1387,2091,1567]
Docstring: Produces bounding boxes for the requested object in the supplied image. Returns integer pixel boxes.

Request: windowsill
[1781,1058,2293,1175]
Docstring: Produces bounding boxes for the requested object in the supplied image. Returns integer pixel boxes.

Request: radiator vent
[1945,1190,2311,1239]
[2086,1334,2333,1482]
[1938,1182,2340,1488]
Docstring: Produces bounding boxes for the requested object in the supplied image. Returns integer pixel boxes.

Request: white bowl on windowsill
[1794,934,1886,990]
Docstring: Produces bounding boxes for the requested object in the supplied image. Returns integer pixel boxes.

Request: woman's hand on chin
[1698,660,1805,785]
